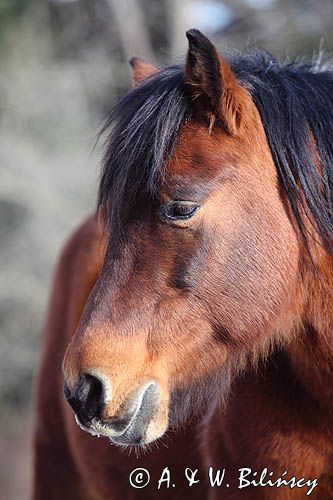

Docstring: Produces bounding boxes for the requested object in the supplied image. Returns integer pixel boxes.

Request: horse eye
[160,201,199,222]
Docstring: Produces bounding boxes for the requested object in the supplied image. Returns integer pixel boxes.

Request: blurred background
[0,0,332,498]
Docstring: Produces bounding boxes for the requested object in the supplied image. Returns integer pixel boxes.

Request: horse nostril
[64,374,104,423]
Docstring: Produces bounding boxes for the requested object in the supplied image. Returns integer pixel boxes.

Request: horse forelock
[97,65,191,239]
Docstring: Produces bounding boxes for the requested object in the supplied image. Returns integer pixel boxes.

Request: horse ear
[185,29,246,135]
[129,57,158,87]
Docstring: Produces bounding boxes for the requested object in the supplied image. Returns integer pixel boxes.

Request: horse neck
[287,251,333,409]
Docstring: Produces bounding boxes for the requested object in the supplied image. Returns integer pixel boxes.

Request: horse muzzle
[64,374,164,445]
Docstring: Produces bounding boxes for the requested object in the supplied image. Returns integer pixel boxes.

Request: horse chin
[74,413,168,447]
[73,367,231,447]
[74,381,169,447]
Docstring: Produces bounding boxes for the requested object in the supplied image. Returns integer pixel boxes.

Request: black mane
[98,51,333,253]
[98,65,189,235]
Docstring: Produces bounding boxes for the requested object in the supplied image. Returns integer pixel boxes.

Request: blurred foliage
[0,0,32,26]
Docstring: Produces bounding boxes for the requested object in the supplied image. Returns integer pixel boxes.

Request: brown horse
[33,30,333,499]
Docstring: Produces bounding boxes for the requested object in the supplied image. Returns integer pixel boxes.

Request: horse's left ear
[185,29,248,135]
[129,57,158,87]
